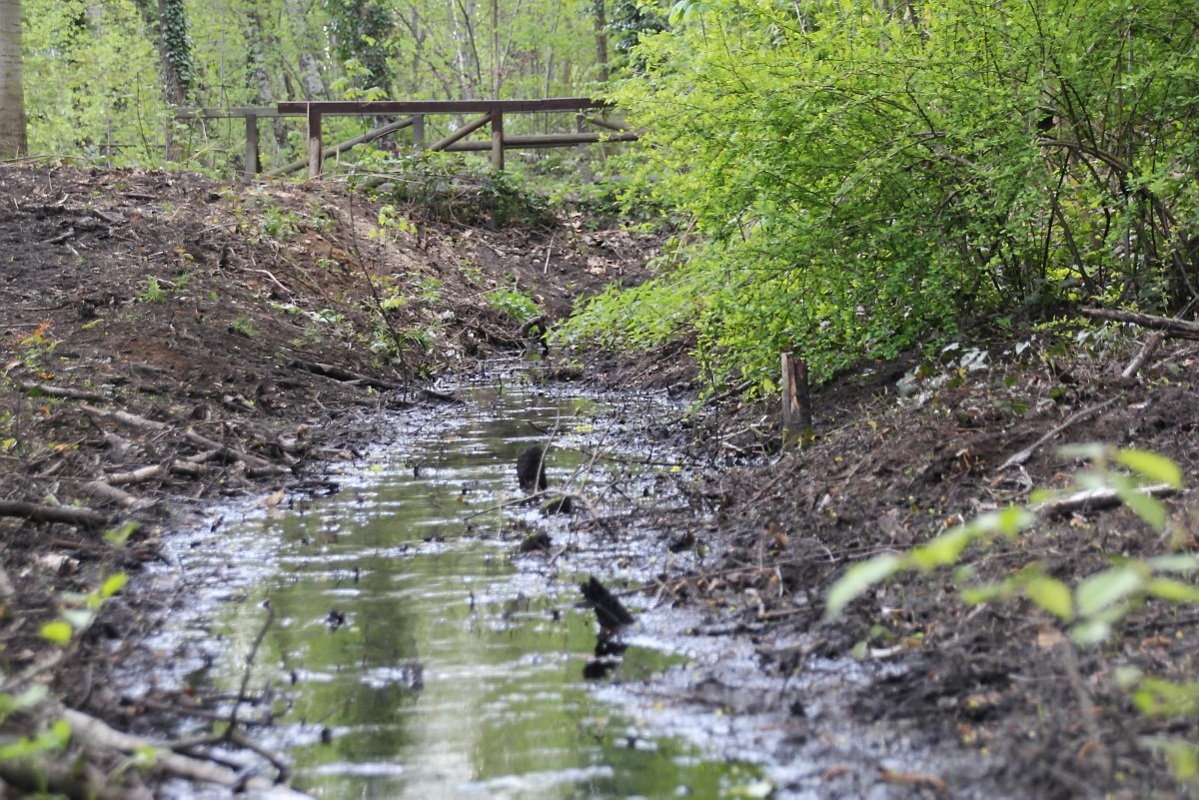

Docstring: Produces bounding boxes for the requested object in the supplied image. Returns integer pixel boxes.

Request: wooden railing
[275,98,638,179]
[181,98,637,181]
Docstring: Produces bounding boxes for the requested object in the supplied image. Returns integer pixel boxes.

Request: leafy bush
[571,0,1199,391]
[485,287,541,324]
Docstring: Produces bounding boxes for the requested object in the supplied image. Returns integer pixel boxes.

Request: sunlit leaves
[0,686,49,726]
[40,620,73,646]
[1024,576,1073,621]
[0,719,71,761]
[1116,449,1184,488]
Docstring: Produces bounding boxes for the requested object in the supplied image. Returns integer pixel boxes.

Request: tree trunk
[0,0,26,158]
[593,0,609,84]
[134,0,193,160]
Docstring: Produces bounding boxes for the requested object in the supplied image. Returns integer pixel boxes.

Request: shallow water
[145,367,767,798]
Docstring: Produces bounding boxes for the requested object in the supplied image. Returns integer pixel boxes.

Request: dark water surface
[145,367,767,798]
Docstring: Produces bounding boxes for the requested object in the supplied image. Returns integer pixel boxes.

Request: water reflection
[169,373,760,798]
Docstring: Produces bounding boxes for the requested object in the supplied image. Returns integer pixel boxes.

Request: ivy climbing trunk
[135,0,194,160]
[0,0,26,158]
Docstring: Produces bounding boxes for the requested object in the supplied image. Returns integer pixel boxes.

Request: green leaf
[1024,576,1074,620]
[41,620,73,645]
[1075,565,1145,618]
[1146,578,1199,604]
[104,522,139,548]
[100,573,128,599]
[1057,443,1107,462]
[910,527,974,570]
[969,506,1037,538]
[1070,618,1113,646]
[1111,474,1167,531]
[824,554,904,619]
[1143,737,1199,781]
[1115,449,1183,488]
[0,686,48,725]
[961,580,1009,605]
[1148,554,1199,573]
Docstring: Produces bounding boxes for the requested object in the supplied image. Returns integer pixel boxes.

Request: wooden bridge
[182,98,637,181]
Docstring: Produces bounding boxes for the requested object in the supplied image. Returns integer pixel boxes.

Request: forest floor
[1,163,1197,799]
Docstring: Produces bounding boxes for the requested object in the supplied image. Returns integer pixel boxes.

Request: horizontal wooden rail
[442,131,640,151]
[276,98,610,115]
[178,106,302,120]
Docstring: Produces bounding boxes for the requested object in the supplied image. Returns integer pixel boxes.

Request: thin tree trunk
[594,0,609,83]
[0,0,26,158]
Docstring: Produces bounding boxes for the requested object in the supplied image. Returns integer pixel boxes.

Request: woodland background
[3,0,1199,403]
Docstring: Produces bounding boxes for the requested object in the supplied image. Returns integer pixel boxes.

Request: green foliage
[829,448,1199,786]
[0,719,72,761]
[23,0,164,161]
[22,0,610,175]
[486,286,541,324]
[574,0,1199,390]
[231,316,256,337]
[361,152,553,228]
[1,553,129,765]
[826,444,1199,785]
[825,445,1185,637]
[41,572,128,647]
[139,276,167,303]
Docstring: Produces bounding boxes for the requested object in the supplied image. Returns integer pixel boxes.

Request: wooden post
[306,105,323,179]
[243,112,259,182]
[577,113,594,183]
[412,114,424,150]
[781,351,814,448]
[490,106,505,171]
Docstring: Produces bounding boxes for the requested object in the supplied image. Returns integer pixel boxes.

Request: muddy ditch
[109,361,1007,799]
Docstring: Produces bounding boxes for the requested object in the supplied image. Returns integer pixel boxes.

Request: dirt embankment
[647,332,1199,798]
[0,164,657,796]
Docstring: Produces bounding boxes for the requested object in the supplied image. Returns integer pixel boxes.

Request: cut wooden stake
[781,351,814,448]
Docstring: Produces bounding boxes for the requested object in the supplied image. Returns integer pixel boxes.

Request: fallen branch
[1080,307,1199,339]
[1121,332,1164,382]
[999,395,1122,470]
[105,464,169,485]
[0,500,107,529]
[1032,483,1177,517]
[290,359,402,391]
[81,479,141,509]
[184,428,288,474]
[21,382,107,401]
[62,709,311,799]
[80,405,169,432]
